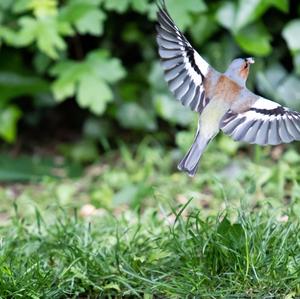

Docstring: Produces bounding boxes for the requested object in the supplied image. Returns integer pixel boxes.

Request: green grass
[0,203,300,298]
[1,138,300,297]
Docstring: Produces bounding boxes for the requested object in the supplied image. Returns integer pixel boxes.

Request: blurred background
[0,0,300,217]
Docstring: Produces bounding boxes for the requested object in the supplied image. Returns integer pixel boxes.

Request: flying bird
[156,0,300,177]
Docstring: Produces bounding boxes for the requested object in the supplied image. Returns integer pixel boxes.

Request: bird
[156,0,300,177]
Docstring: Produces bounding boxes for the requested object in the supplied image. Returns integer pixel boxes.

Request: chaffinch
[156,1,300,177]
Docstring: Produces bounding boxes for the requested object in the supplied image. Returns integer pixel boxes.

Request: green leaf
[282,20,300,53]
[103,0,131,13]
[0,105,22,143]
[215,2,236,31]
[51,50,125,114]
[0,0,14,10]
[29,0,58,18]
[147,3,160,20]
[216,0,289,33]
[293,53,300,75]
[116,103,157,131]
[13,0,33,13]
[235,23,272,56]
[234,0,268,32]
[268,0,289,12]
[202,35,240,72]
[1,16,73,59]
[0,71,49,102]
[75,9,105,35]
[131,0,149,13]
[0,18,35,46]
[189,15,219,45]
[78,75,113,115]
[277,75,300,110]
[148,62,169,93]
[154,94,193,126]
[282,20,300,73]
[13,0,58,17]
[35,17,72,58]
[59,3,106,36]
[51,62,86,101]
[256,63,287,100]
[166,0,207,30]
[86,50,126,83]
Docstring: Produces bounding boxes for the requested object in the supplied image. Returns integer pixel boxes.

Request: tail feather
[178,129,210,177]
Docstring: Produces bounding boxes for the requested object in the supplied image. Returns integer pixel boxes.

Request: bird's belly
[200,99,229,139]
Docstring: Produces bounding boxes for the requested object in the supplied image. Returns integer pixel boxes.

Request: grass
[1,137,300,297]
[0,203,300,298]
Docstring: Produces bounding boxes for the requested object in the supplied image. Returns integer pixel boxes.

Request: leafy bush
[0,0,299,144]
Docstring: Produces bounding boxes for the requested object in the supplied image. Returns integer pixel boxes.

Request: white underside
[200,99,229,139]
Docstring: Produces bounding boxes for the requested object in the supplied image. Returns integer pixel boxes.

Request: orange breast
[213,75,242,103]
[239,68,249,80]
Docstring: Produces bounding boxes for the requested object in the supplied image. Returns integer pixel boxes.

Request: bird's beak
[246,57,255,65]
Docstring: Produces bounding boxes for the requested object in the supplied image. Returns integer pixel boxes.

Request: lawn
[0,138,300,298]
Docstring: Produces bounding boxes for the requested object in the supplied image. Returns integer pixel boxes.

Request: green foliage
[51,50,126,114]
[0,0,299,145]
[235,23,272,56]
[282,19,300,74]
[161,0,207,29]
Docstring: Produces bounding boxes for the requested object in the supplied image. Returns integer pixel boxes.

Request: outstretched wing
[221,97,300,145]
[156,1,215,113]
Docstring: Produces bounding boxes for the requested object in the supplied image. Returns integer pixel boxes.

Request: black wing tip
[156,1,178,39]
[156,0,171,20]
[156,0,166,10]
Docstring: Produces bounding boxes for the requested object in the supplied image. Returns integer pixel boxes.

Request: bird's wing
[221,96,300,146]
[156,1,216,113]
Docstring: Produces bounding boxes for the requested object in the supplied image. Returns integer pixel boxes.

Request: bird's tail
[178,127,210,177]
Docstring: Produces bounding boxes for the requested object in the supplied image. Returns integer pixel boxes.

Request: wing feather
[156,1,215,112]
[221,97,300,145]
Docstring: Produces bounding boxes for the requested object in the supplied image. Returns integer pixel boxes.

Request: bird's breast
[212,75,242,103]
[200,99,230,139]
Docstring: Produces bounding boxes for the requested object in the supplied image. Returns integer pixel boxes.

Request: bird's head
[225,57,255,86]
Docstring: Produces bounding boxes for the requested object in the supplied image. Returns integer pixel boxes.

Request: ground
[0,136,300,298]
